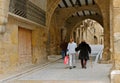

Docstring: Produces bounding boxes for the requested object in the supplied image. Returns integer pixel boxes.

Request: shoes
[69,67,72,69]
[73,66,76,68]
[69,66,76,69]
[82,65,84,68]
[82,66,87,69]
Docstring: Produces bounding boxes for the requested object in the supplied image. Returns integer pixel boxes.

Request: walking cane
[90,53,93,68]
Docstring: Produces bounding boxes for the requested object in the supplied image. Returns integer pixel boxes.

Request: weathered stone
[0,0,120,82]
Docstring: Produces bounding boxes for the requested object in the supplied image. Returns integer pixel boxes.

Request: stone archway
[34,0,120,82]
[47,0,103,55]
[46,0,61,28]
[95,0,111,61]
[54,6,102,28]
[67,18,103,44]
[48,0,111,61]
[66,19,98,42]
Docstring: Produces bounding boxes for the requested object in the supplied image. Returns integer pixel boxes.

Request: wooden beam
[67,14,103,27]
[76,12,80,17]
[58,4,62,8]
[89,10,92,15]
[76,0,81,6]
[70,0,74,7]
[56,4,101,16]
[85,0,88,5]
[62,0,68,7]
[82,11,86,16]
[92,0,95,5]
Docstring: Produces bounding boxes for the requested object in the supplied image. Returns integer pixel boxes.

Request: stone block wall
[0,14,48,74]
[32,27,48,64]
[113,0,120,70]
[48,14,61,55]
[111,0,120,82]
[0,15,19,73]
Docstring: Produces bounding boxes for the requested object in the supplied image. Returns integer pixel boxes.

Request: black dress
[75,42,91,60]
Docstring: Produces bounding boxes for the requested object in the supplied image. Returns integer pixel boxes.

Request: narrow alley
[1,0,120,82]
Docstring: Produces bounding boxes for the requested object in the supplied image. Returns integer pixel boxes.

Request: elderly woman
[75,40,91,69]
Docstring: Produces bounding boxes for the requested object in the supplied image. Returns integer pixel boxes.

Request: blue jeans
[61,50,65,59]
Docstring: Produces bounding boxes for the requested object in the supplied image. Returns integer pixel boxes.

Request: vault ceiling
[58,0,98,17]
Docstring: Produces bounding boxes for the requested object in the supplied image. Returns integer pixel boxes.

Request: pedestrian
[60,39,68,59]
[75,40,91,69]
[67,38,77,69]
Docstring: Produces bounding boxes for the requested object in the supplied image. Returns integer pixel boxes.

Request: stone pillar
[46,0,61,56]
[112,0,120,69]
[0,0,10,34]
[110,0,114,62]
[113,0,120,69]
[76,28,79,44]
[80,27,82,42]
[95,0,111,62]
[111,0,120,82]
[102,16,111,61]
[100,2,111,62]
[0,0,10,73]
[78,28,81,43]
[85,28,87,41]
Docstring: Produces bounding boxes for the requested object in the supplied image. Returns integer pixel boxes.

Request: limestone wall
[113,0,120,70]
[95,0,111,61]
[110,0,120,82]
[0,14,47,74]
[32,27,47,64]
[48,14,61,55]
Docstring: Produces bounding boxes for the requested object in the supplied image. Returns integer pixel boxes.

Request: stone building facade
[0,0,120,82]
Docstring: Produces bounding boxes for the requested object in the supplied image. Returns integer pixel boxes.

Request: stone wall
[94,0,111,61]
[48,13,61,55]
[32,27,47,64]
[47,0,106,55]
[113,0,120,70]
[110,0,120,82]
[0,13,47,74]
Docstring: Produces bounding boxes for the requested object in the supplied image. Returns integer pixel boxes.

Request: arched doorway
[70,19,104,45]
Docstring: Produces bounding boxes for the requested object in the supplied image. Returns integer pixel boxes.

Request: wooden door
[18,27,32,65]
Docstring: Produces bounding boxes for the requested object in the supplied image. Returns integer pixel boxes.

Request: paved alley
[8,59,112,83]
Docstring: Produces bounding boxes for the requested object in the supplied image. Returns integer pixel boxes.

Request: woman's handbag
[64,55,69,65]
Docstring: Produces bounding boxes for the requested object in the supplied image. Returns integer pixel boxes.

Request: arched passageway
[3,0,120,82]
[48,0,111,62]
[70,19,104,45]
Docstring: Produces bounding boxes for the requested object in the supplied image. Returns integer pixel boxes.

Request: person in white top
[67,38,77,69]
